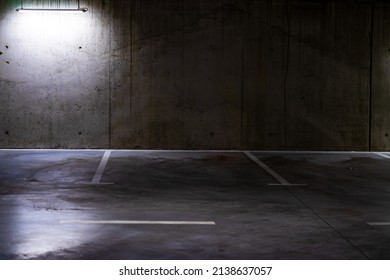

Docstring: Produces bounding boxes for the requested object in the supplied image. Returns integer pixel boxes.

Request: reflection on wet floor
[1,150,390,259]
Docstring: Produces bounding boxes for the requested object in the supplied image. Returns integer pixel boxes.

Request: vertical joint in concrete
[368,1,374,151]
[283,0,291,147]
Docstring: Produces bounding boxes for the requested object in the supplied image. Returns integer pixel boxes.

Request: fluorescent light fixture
[16,0,88,13]
[16,7,88,13]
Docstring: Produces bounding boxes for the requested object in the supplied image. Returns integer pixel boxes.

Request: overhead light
[16,7,88,13]
[16,0,88,13]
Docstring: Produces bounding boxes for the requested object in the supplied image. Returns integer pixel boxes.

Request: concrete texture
[372,2,390,151]
[0,0,388,150]
[1,149,390,259]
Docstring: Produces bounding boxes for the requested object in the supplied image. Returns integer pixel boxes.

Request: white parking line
[59,220,216,225]
[77,150,114,185]
[243,151,306,186]
[367,222,390,226]
[92,150,111,183]
[375,152,390,159]
[77,151,114,185]
[78,182,115,185]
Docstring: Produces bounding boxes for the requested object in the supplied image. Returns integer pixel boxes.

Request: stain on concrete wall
[116,0,244,149]
[0,0,386,150]
[285,1,371,150]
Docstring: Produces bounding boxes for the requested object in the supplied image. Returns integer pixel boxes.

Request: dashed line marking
[367,222,390,226]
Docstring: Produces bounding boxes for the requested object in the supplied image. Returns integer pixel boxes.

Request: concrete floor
[0,150,390,260]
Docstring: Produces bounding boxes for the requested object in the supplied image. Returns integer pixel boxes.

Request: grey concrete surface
[0,0,388,150]
[372,2,390,151]
[1,150,390,259]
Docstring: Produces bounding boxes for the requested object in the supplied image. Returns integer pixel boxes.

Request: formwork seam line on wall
[368,1,374,151]
[283,0,291,147]
[108,0,113,148]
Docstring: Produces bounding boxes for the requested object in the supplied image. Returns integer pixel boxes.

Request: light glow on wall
[14,11,89,41]
[16,0,88,13]
[0,7,91,85]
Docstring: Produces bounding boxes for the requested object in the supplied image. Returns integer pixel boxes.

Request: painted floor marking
[74,150,115,185]
[367,222,390,226]
[243,151,306,186]
[59,220,216,225]
[91,150,112,184]
[77,182,115,185]
[375,152,390,159]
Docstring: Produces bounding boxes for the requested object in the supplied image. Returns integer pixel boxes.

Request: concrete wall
[242,1,371,150]
[0,0,110,148]
[0,0,387,150]
[372,1,390,151]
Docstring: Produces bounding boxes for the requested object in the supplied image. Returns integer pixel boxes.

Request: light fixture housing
[16,7,88,13]
[16,0,88,13]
